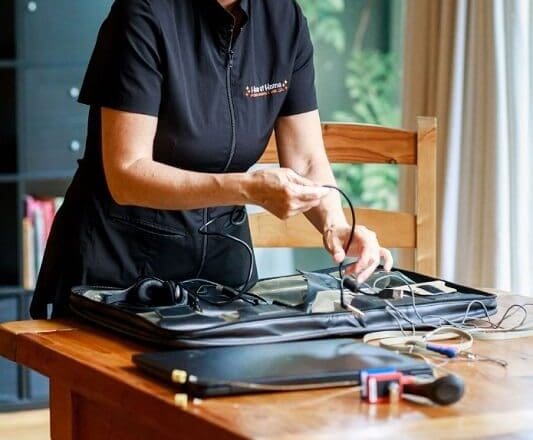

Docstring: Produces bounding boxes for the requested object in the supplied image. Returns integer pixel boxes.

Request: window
[292,0,406,271]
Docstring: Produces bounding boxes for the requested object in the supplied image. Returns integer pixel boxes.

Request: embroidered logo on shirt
[245,80,289,98]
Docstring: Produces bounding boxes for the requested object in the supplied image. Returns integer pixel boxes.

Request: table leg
[50,379,73,440]
[49,378,178,440]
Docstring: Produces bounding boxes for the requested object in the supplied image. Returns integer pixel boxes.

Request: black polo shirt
[30,0,318,318]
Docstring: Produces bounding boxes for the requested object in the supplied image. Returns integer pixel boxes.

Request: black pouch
[69,267,497,347]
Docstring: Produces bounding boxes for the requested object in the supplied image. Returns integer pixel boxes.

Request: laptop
[133,338,433,397]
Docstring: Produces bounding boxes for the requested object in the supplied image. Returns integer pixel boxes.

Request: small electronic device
[390,280,457,296]
[360,369,464,405]
[133,338,433,397]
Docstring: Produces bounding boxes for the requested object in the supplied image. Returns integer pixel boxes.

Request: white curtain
[403,0,532,295]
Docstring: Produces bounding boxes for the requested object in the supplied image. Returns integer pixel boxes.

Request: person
[30,0,393,319]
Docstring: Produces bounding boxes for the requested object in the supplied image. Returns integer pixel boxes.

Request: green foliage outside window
[298,0,346,52]
[298,0,403,210]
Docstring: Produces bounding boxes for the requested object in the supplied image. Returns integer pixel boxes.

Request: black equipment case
[69,268,497,347]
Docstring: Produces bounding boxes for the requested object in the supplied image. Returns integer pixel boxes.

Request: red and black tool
[360,369,464,406]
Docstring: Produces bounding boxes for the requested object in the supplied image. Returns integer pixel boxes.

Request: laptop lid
[133,338,433,397]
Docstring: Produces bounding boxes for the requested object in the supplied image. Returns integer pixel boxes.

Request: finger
[345,262,379,285]
[352,249,374,275]
[380,248,394,271]
[286,171,331,197]
[288,183,330,201]
[344,262,358,275]
[352,247,381,283]
[287,197,322,213]
[355,259,380,285]
[325,232,346,264]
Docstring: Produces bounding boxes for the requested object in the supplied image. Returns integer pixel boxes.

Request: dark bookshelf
[0,60,18,68]
[0,0,113,411]
[0,1,15,60]
[0,68,17,174]
[0,287,25,297]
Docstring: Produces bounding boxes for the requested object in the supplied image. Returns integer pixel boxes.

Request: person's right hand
[246,168,330,219]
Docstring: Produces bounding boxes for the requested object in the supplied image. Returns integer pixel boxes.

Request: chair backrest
[249,116,437,276]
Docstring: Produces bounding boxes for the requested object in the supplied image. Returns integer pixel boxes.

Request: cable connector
[171,369,188,384]
[174,393,188,409]
[345,303,366,319]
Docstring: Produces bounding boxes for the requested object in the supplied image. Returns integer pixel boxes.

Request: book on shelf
[22,218,35,292]
[22,196,64,291]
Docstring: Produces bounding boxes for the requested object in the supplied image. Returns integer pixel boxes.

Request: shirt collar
[205,0,249,26]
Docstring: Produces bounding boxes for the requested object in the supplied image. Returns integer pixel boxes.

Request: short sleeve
[78,0,163,116]
[279,7,318,117]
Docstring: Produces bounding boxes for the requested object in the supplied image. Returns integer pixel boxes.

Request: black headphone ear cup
[135,278,166,304]
[165,281,187,305]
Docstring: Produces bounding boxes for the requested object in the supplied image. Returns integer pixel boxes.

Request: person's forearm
[110,157,252,210]
[298,157,350,233]
[274,110,349,233]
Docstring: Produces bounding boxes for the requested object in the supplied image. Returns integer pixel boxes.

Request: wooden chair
[249,117,437,276]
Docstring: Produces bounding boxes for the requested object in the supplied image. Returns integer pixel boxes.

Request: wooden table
[1,295,533,439]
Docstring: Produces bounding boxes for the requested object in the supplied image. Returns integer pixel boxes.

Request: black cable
[185,186,357,308]
[187,207,262,305]
[181,277,266,306]
[198,209,254,293]
[322,185,357,309]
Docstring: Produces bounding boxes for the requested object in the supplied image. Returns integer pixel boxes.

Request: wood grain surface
[249,208,416,249]
[1,295,532,439]
[415,117,437,275]
[259,123,417,165]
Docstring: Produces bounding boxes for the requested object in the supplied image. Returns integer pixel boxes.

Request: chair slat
[258,123,417,165]
[249,208,416,249]
[415,117,437,275]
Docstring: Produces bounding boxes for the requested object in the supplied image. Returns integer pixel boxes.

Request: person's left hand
[323,224,393,284]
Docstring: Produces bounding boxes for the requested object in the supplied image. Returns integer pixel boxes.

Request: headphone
[102,278,188,308]
[133,278,186,306]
